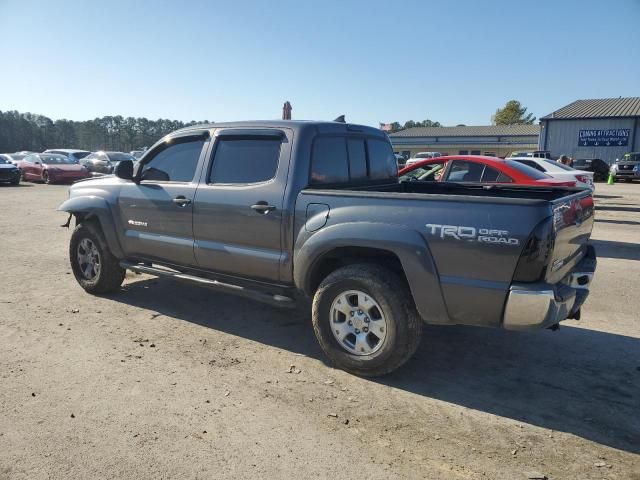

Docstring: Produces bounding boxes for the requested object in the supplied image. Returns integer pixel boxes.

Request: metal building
[389,124,539,159]
[539,97,640,164]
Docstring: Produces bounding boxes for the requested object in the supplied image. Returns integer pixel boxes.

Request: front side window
[209,137,281,184]
[140,138,204,182]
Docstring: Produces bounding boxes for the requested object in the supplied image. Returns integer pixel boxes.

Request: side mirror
[114,159,134,180]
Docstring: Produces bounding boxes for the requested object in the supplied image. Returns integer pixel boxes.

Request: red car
[17,153,91,184]
[398,155,576,187]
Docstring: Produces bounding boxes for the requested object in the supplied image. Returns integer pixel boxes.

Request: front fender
[57,196,124,259]
[294,222,450,324]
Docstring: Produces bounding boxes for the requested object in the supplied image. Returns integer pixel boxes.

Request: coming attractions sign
[578,129,630,147]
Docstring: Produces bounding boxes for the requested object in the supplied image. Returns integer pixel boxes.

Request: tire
[42,171,50,184]
[69,222,125,294]
[11,176,19,185]
[312,264,422,377]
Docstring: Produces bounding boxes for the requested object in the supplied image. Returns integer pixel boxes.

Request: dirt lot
[0,181,638,480]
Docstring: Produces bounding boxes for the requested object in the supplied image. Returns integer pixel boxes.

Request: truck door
[192,128,291,282]
[117,134,208,266]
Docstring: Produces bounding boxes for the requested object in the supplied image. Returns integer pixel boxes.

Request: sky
[0,0,638,127]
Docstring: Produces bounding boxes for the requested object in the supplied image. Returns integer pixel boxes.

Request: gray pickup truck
[59,120,597,376]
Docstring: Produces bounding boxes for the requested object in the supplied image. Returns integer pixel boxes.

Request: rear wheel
[70,222,125,294]
[312,264,422,377]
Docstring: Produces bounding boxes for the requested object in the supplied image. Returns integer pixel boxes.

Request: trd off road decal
[425,224,519,246]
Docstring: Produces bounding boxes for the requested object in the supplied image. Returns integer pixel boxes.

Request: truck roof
[171,120,386,138]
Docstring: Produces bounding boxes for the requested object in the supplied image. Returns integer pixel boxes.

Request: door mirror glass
[114,159,134,180]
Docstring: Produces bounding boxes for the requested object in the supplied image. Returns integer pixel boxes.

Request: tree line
[385,100,535,133]
[0,110,210,153]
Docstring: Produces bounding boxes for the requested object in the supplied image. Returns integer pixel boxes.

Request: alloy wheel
[330,290,388,356]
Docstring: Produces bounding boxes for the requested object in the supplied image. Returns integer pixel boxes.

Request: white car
[404,151,442,167]
[510,157,594,190]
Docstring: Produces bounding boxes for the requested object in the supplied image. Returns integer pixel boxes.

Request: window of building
[141,138,205,182]
[458,150,469,155]
[470,150,481,155]
[209,137,281,184]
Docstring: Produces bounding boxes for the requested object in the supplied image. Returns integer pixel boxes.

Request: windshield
[41,154,74,165]
[0,157,12,165]
[623,153,640,162]
[414,153,433,159]
[71,151,90,160]
[107,152,137,162]
[503,160,549,179]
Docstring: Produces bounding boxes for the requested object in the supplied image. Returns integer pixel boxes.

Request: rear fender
[57,196,124,259]
[294,222,450,324]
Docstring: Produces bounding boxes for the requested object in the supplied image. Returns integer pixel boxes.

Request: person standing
[558,155,573,167]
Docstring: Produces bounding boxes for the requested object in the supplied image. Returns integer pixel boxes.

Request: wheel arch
[294,222,450,324]
[58,196,124,259]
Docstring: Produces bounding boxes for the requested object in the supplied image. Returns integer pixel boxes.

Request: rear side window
[209,138,281,184]
[140,138,204,182]
[481,166,500,182]
[311,137,349,184]
[367,138,397,179]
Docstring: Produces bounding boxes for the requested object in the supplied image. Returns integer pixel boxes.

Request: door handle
[251,201,276,214]
[172,196,192,207]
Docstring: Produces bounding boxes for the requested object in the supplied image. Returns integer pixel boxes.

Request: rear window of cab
[310,136,397,185]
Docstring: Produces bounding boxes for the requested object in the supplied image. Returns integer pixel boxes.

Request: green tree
[492,100,536,125]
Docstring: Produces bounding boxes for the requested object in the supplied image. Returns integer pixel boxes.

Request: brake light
[575,174,590,184]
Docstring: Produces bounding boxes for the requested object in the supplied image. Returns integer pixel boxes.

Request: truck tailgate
[546,189,595,284]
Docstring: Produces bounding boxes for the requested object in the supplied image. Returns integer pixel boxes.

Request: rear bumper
[503,245,596,330]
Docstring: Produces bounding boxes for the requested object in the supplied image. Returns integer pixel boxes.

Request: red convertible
[399,155,576,187]
[17,153,90,184]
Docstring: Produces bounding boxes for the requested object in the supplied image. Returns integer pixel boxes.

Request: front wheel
[70,223,125,294]
[42,171,50,184]
[312,264,423,377]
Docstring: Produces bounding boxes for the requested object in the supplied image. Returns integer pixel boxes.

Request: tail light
[512,218,554,282]
[575,174,590,184]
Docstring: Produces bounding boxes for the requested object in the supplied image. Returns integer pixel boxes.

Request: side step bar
[120,261,296,308]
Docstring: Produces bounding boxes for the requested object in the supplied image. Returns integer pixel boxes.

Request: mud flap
[61,213,72,228]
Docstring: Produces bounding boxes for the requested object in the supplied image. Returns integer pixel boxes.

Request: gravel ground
[0,181,638,480]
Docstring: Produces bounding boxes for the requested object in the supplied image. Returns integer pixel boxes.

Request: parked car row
[0,148,141,185]
[399,155,595,190]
